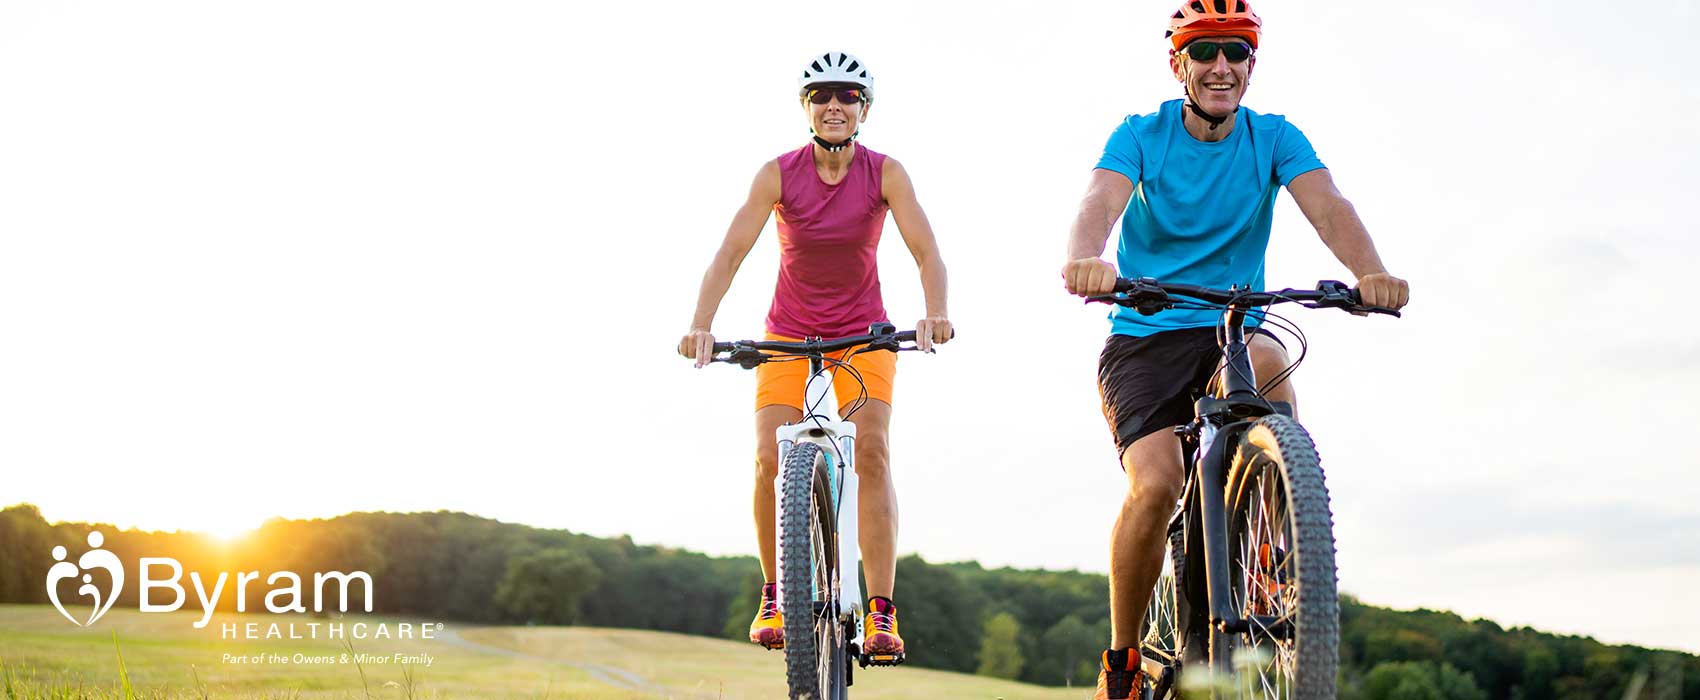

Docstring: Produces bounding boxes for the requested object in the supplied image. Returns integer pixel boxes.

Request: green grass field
[0,605,1093,699]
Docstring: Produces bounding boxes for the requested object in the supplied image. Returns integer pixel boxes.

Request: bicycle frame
[1176,303,1298,660]
[773,354,865,651]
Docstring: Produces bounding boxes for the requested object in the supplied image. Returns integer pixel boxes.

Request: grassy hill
[0,604,1090,699]
[4,504,1696,698]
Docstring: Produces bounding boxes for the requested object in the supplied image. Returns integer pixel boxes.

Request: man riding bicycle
[1060,3,1410,697]
[677,51,952,665]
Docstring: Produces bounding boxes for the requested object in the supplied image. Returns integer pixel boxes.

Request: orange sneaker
[1093,648,1144,700]
[861,596,905,666]
[748,584,783,649]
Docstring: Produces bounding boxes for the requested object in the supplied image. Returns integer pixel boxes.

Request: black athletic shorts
[1097,327,1284,455]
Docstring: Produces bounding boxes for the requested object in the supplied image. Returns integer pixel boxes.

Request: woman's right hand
[678,328,716,368]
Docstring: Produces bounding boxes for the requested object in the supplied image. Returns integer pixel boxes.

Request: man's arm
[1063,169,1135,296]
[882,157,952,350]
[1286,169,1410,309]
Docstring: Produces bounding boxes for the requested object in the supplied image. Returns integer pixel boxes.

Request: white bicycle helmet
[797,51,875,97]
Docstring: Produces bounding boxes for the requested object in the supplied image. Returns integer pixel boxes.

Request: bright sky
[3,0,1697,654]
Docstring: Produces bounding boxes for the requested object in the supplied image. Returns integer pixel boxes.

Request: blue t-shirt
[1095,99,1325,336]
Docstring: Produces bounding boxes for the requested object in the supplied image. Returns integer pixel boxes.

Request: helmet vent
[1235,0,1245,11]
[1173,11,1185,19]
[1190,1,1206,12]
[798,51,874,93]
[1214,0,1227,13]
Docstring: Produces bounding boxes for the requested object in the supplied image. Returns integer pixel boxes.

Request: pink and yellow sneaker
[861,596,905,666]
[748,583,784,649]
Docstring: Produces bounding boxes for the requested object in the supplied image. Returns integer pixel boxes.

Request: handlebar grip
[711,341,734,353]
[1339,286,1401,317]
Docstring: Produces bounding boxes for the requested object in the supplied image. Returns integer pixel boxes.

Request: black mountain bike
[1087,277,1398,700]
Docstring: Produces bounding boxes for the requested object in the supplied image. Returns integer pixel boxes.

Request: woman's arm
[679,160,783,366]
[883,157,952,350]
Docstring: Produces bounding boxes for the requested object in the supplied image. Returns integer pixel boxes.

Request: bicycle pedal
[860,652,904,667]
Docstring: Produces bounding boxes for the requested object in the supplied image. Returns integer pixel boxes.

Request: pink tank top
[765,143,891,339]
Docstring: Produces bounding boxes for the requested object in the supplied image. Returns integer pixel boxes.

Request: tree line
[1,503,1693,698]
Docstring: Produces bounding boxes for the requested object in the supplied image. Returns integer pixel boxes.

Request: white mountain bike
[709,322,927,700]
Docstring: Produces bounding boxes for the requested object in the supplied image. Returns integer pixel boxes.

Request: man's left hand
[1356,272,1410,310]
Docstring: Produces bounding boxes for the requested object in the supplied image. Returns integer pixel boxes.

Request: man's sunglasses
[805,88,867,105]
[1181,40,1253,63]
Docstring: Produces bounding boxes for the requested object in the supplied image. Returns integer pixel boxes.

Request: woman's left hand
[915,315,954,352]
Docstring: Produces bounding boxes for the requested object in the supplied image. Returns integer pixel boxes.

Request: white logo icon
[46,531,125,627]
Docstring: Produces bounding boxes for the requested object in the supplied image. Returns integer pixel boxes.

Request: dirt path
[435,626,653,693]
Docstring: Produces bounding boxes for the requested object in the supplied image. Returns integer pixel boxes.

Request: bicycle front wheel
[780,442,846,700]
[1213,414,1339,700]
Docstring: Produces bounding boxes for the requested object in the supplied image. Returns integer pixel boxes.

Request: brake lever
[1085,293,1171,316]
[862,339,903,354]
[717,346,767,369]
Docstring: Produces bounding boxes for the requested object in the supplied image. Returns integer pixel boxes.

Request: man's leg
[1109,429,1187,649]
[1246,332,1298,413]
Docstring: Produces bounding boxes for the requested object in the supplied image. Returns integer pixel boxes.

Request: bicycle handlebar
[709,323,922,369]
[1086,278,1401,318]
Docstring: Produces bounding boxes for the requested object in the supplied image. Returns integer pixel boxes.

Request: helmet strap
[1183,86,1230,131]
[812,130,859,153]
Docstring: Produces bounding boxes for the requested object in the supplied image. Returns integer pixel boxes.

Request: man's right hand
[1062,258,1119,297]
[679,328,715,368]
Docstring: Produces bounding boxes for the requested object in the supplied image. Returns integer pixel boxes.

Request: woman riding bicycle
[676,51,952,664]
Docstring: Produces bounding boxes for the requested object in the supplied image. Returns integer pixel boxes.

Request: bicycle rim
[780,443,841,699]
[1221,414,1339,700]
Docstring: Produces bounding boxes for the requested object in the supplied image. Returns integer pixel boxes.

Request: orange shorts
[754,332,896,411]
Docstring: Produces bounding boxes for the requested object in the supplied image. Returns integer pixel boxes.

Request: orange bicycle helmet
[1166,0,1263,50]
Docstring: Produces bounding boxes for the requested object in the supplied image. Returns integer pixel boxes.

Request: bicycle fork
[1196,422,1250,637]
[773,428,866,652]
[1196,421,1294,642]
[834,434,865,648]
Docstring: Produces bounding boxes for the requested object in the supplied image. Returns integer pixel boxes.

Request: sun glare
[198,517,259,544]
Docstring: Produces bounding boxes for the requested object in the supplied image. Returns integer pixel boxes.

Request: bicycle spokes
[1143,568,1180,658]
[1237,463,1299,697]
[811,493,836,698]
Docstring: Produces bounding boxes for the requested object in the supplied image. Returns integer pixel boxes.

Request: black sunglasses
[805,88,867,105]
[1182,40,1253,63]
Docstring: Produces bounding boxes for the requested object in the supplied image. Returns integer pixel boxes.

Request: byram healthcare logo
[46,530,123,626]
[43,529,437,641]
